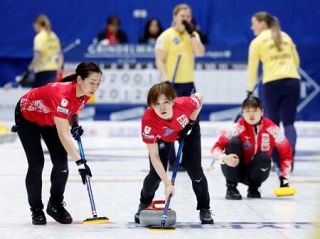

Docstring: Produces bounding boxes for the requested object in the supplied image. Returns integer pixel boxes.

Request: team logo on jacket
[144,126,151,134]
[164,127,174,136]
[261,133,270,151]
[172,37,180,45]
[177,115,188,128]
[61,98,68,107]
[243,140,252,149]
[57,106,69,115]
[143,126,155,140]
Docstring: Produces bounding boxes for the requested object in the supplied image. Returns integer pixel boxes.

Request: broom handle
[160,137,185,227]
[76,135,98,218]
[170,54,181,88]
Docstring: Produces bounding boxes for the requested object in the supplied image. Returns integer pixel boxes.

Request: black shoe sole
[225,195,242,200]
[32,220,47,225]
[247,195,261,199]
[201,220,214,224]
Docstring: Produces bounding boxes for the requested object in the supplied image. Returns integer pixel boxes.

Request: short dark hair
[241,96,263,110]
[147,82,176,106]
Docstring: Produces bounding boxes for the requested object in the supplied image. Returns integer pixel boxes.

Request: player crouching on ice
[211,96,294,199]
[135,82,213,225]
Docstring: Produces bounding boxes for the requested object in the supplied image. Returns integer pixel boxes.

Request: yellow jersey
[33,30,61,73]
[155,27,198,84]
[247,29,300,92]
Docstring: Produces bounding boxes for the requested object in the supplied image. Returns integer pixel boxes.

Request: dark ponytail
[60,61,102,82]
[60,74,77,82]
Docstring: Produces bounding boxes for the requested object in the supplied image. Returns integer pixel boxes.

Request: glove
[279,176,289,188]
[76,159,92,184]
[246,91,253,98]
[182,20,194,37]
[70,124,83,140]
[178,121,194,138]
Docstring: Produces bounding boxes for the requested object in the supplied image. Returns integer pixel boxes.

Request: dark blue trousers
[263,78,300,168]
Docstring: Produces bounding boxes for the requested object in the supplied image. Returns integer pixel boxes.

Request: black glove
[178,121,194,138]
[76,159,92,184]
[70,124,83,140]
[246,91,253,98]
[279,176,289,187]
[182,20,194,36]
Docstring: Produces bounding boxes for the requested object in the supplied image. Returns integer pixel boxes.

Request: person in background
[14,62,102,225]
[134,82,213,224]
[155,3,205,171]
[246,11,300,171]
[28,14,63,88]
[211,96,293,199]
[139,18,163,44]
[96,15,128,45]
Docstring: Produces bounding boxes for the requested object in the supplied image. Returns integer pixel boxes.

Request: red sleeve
[266,122,293,178]
[211,133,230,160]
[211,123,241,161]
[141,111,158,144]
[275,136,293,178]
[50,92,70,119]
[189,94,201,111]
[175,95,201,118]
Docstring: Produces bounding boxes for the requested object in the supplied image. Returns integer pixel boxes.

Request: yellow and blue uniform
[155,27,200,168]
[33,30,61,73]
[247,29,301,169]
[155,27,199,84]
[247,29,300,92]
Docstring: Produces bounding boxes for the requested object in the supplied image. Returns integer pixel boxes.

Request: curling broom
[149,137,185,231]
[75,123,109,224]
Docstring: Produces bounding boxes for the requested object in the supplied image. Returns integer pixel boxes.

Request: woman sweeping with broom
[14,61,102,225]
[134,82,214,225]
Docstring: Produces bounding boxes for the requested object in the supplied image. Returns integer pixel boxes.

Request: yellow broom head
[273,186,297,197]
[149,225,176,231]
[82,216,110,224]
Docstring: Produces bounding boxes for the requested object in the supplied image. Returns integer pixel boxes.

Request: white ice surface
[0,121,319,239]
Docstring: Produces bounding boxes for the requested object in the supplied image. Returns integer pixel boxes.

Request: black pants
[15,102,68,210]
[140,122,211,210]
[221,137,271,189]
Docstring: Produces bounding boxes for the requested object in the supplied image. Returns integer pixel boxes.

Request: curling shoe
[31,208,47,225]
[134,203,149,224]
[247,187,261,198]
[226,186,242,200]
[46,201,72,224]
[199,209,214,224]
